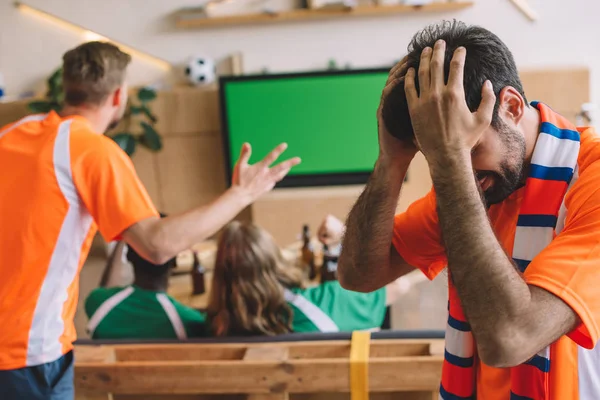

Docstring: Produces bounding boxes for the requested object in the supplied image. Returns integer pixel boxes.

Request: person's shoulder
[67,118,99,142]
[84,286,126,316]
[321,280,385,297]
[577,128,600,173]
[395,187,437,219]
[292,282,327,299]
[68,120,127,159]
[1,113,47,132]
[299,280,383,302]
[168,296,206,323]
[168,297,208,337]
[0,114,57,144]
[565,130,600,215]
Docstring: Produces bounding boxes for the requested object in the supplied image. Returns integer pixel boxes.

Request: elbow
[338,273,368,293]
[139,243,172,265]
[146,251,173,266]
[144,226,176,265]
[477,333,528,368]
[337,259,360,291]
[337,257,377,293]
[478,347,513,369]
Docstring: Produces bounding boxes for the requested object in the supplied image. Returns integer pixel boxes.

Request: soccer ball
[185,56,216,86]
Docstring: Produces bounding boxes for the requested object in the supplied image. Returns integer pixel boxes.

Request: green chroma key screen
[219,69,389,188]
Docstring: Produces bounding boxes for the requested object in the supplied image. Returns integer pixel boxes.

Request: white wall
[1,0,599,104]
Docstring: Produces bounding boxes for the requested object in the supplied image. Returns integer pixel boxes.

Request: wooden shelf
[176,1,474,29]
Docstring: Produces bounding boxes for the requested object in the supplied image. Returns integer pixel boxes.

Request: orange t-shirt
[0,112,158,370]
[393,128,600,399]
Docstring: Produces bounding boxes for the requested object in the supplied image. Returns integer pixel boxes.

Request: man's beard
[477,123,527,206]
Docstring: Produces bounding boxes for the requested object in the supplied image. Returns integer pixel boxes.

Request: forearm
[431,153,532,362]
[124,187,250,264]
[339,157,410,291]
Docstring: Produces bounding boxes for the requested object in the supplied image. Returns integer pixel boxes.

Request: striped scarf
[440,102,581,400]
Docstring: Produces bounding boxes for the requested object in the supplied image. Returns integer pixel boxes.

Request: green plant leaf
[28,101,54,113]
[48,67,63,94]
[47,84,63,98]
[110,132,137,156]
[141,104,158,123]
[137,87,157,102]
[139,121,162,151]
[49,101,63,112]
[41,67,64,110]
[130,106,144,115]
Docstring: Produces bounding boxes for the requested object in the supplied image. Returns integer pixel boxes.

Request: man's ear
[112,87,122,107]
[496,86,526,126]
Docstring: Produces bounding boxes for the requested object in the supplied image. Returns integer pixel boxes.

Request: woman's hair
[208,221,303,337]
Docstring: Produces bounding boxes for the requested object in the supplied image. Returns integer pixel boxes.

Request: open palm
[232,142,301,202]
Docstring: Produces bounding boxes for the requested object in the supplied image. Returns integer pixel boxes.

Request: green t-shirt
[84,285,207,340]
[286,281,386,333]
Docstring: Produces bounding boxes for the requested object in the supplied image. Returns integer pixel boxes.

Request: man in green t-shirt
[85,240,206,339]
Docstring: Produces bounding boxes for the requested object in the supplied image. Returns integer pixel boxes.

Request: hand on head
[377,57,419,165]
[231,143,301,202]
[403,40,496,163]
[317,214,344,246]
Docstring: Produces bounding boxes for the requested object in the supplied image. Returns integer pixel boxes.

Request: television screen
[219,69,389,188]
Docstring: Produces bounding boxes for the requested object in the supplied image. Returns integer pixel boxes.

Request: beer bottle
[321,244,340,283]
[191,252,206,295]
[301,225,317,280]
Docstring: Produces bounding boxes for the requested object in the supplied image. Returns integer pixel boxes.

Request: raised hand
[377,56,419,166]
[404,40,495,163]
[232,142,301,202]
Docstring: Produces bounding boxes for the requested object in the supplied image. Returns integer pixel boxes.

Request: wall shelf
[175,2,474,29]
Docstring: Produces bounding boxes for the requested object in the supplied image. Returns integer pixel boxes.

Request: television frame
[219,68,390,189]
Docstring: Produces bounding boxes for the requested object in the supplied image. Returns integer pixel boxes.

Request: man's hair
[127,213,175,278]
[382,20,527,142]
[62,41,131,106]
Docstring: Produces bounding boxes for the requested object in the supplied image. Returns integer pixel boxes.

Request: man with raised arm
[0,41,300,399]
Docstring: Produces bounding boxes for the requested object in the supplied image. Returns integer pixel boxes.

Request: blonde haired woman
[208,221,410,336]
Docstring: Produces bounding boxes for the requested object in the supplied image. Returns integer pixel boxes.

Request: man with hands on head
[338,21,600,399]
